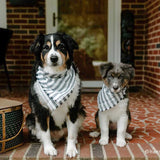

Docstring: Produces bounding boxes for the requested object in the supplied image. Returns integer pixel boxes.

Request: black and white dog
[90,62,134,147]
[26,32,86,157]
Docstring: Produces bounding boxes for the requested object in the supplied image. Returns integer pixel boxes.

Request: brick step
[1,141,160,159]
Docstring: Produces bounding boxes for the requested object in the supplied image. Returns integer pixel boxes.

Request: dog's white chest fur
[99,98,129,123]
[34,74,80,127]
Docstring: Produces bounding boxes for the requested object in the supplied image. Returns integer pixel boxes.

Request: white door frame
[46,0,58,33]
[0,0,7,28]
[46,0,121,88]
[108,0,121,63]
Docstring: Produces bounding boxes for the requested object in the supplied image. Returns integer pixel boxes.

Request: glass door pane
[58,0,108,80]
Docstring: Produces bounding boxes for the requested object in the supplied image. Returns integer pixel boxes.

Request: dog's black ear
[99,62,114,78]
[121,63,135,80]
[62,33,78,69]
[30,34,44,56]
[63,33,78,59]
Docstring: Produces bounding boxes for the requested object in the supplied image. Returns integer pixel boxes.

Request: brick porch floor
[1,89,160,159]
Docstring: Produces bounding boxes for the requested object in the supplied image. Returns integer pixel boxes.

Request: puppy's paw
[116,138,126,147]
[99,138,109,145]
[44,145,57,156]
[89,131,100,138]
[125,132,132,140]
[66,145,78,158]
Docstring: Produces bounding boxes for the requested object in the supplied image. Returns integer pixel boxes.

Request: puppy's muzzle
[112,83,120,93]
[113,86,119,91]
[113,83,119,91]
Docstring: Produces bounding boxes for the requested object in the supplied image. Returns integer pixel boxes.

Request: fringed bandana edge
[98,84,127,112]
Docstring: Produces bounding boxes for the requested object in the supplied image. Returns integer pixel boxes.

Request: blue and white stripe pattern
[36,66,77,111]
[98,84,127,112]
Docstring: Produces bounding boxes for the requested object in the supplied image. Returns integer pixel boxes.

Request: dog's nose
[50,56,58,63]
[113,86,119,91]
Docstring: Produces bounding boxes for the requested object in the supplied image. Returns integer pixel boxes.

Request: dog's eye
[43,45,50,50]
[111,73,114,78]
[58,43,65,50]
[108,74,113,79]
[118,74,124,79]
[58,43,66,52]
[118,75,121,79]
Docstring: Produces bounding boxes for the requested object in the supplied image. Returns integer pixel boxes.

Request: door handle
[53,13,61,27]
[53,12,56,26]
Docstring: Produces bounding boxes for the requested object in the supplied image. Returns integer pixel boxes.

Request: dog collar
[98,84,127,112]
[36,65,77,111]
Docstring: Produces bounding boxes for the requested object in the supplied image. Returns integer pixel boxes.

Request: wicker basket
[0,98,24,153]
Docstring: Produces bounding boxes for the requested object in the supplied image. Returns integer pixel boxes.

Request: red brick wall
[0,0,45,88]
[144,0,160,95]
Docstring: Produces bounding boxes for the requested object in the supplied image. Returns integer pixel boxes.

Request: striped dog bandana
[98,84,127,112]
[35,65,77,112]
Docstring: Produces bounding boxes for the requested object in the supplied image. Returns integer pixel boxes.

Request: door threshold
[82,88,100,93]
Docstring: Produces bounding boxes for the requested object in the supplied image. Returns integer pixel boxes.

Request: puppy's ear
[30,34,44,56]
[63,33,78,59]
[99,62,114,78]
[121,63,135,80]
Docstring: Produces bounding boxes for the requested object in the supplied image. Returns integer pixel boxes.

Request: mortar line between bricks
[9,149,16,160]
[77,143,80,160]
[137,144,148,160]
[149,143,160,159]
[112,141,121,160]
[90,144,94,160]
[63,144,67,160]
[36,144,42,160]
[126,144,135,160]
[154,129,160,134]
[102,145,107,159]
[23,144,32,160]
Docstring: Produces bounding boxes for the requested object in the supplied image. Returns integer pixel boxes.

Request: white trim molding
[82,81,103,88]
[45,0,58,34]
[0,0,7,28]
[108,0,121,63]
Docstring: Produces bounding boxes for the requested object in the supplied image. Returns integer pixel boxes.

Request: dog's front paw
[116,138,126,147]
[99,138,109,145]
[125,132,132,140]
[44,145,57,156]
[89,131,100,138]
[66,145,78,158]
